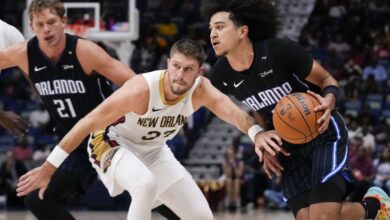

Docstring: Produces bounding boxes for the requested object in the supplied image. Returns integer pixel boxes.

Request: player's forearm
[58,120,92,154]
[233,110,257,135]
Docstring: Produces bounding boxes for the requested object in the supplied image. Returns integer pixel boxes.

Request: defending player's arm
[16,75,149,199]
[77,39,136,86]
[305,60,340,133]
[0,42,28,72]
[0,110,29,137]
[0,44,30,136]
[192,77,288,159]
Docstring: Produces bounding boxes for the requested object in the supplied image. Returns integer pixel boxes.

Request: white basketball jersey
[108,70,201,152]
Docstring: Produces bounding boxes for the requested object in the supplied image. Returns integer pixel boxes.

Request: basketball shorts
[87,129,189,197]
[60,139,96,191]
[278,111,354,200]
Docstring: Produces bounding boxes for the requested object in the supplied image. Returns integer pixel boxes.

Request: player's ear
[239,25,249,39]
[29,21,33,32]
[198,65,205,76]
[166,58,170,67]
[63,16,68,24]
[62,16,68,28]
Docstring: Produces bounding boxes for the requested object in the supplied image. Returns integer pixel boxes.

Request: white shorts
[87,130,188,197]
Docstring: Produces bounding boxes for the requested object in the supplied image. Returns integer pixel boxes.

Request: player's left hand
[254,130,290,161]
[262,151,283,178]
[0,110,29,137]
[307,90,332,134]
[16,162,56,199]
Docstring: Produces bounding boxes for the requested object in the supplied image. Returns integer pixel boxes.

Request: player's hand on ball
[262,151,283,178]
[307,91,331,134]
[254,130,290,161]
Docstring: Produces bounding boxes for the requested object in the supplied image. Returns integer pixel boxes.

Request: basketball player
[202,0,390,219]
[0,0,178,219]
[16,39,271,220]
[0,19,29,137]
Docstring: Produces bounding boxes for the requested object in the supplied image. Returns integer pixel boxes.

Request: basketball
[272,92,323,144]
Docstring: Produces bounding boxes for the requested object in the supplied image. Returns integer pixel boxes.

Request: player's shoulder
[123,74,149,96]
[214,57,228,68]
[212,57,230,75]
[265,37,301,51]
[75,37,96,49]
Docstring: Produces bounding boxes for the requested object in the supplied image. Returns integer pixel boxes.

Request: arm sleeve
[270,38,313,79]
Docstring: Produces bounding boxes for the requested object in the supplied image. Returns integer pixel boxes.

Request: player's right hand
[16,162,56,199]
[0,110,29,137]
[254,130,290,161]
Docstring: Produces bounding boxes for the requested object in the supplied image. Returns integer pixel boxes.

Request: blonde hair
[28,0,65,21]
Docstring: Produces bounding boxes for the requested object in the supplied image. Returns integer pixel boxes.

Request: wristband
[322,85,341,103]
[46,145,69,168]
[248,124,264,143]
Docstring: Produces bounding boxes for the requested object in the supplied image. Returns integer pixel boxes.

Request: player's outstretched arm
[16,76,148,199]
[0,110,29,137]
[76,39,136,86]
[192,77,287,158]
[0,42,28,72]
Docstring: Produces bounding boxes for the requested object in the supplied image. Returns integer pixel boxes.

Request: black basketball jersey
[211,38,319,128]
[27,34,112,137]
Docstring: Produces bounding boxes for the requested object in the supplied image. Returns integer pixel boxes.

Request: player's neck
[39,34,66,63]
[226,40,254,72]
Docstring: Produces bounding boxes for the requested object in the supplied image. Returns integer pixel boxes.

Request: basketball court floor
[0,209,294,220]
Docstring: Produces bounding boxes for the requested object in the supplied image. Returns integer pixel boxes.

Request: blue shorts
[278,111,354,200]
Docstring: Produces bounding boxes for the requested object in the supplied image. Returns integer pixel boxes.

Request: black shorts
[287,174,356,216]
[278,111,354,200]
[60,138,97,191]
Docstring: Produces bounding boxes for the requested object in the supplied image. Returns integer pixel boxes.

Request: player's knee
[134,171,157,198]
[191,209,213,220]
[187,204,213,220]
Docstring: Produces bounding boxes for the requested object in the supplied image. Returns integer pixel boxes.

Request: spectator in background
[157,15,178,40]
[361,124,377,154]
[29,103,50,128]
[362,58,388,85]
[328,0,346,23]
[264,176,288,210]
[13,136,33,162]
[0,150,27,207]
[349,145,376,201]
[0,19,28,137]
[342,58,362,81]
[223,136,244,211]
[32,143,51,165]
[341,58,362,99]
[373,37,390,68]
[373,147,390,193]
[328,33,351,54]
[348,116,362,144]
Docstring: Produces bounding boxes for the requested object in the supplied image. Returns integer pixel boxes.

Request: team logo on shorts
[102,149,118,173]
[89,130,118,169]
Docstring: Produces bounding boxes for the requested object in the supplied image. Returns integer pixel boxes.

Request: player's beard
[170,78,193,95]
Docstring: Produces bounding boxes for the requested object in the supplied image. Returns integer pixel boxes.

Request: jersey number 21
[53,98,77,118]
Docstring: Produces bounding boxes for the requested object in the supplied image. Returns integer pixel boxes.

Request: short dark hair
[28,0,65,21]
[201,0,280,41]
[170,39,205,66]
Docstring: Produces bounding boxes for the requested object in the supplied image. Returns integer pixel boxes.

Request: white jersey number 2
[53,98,77,118]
